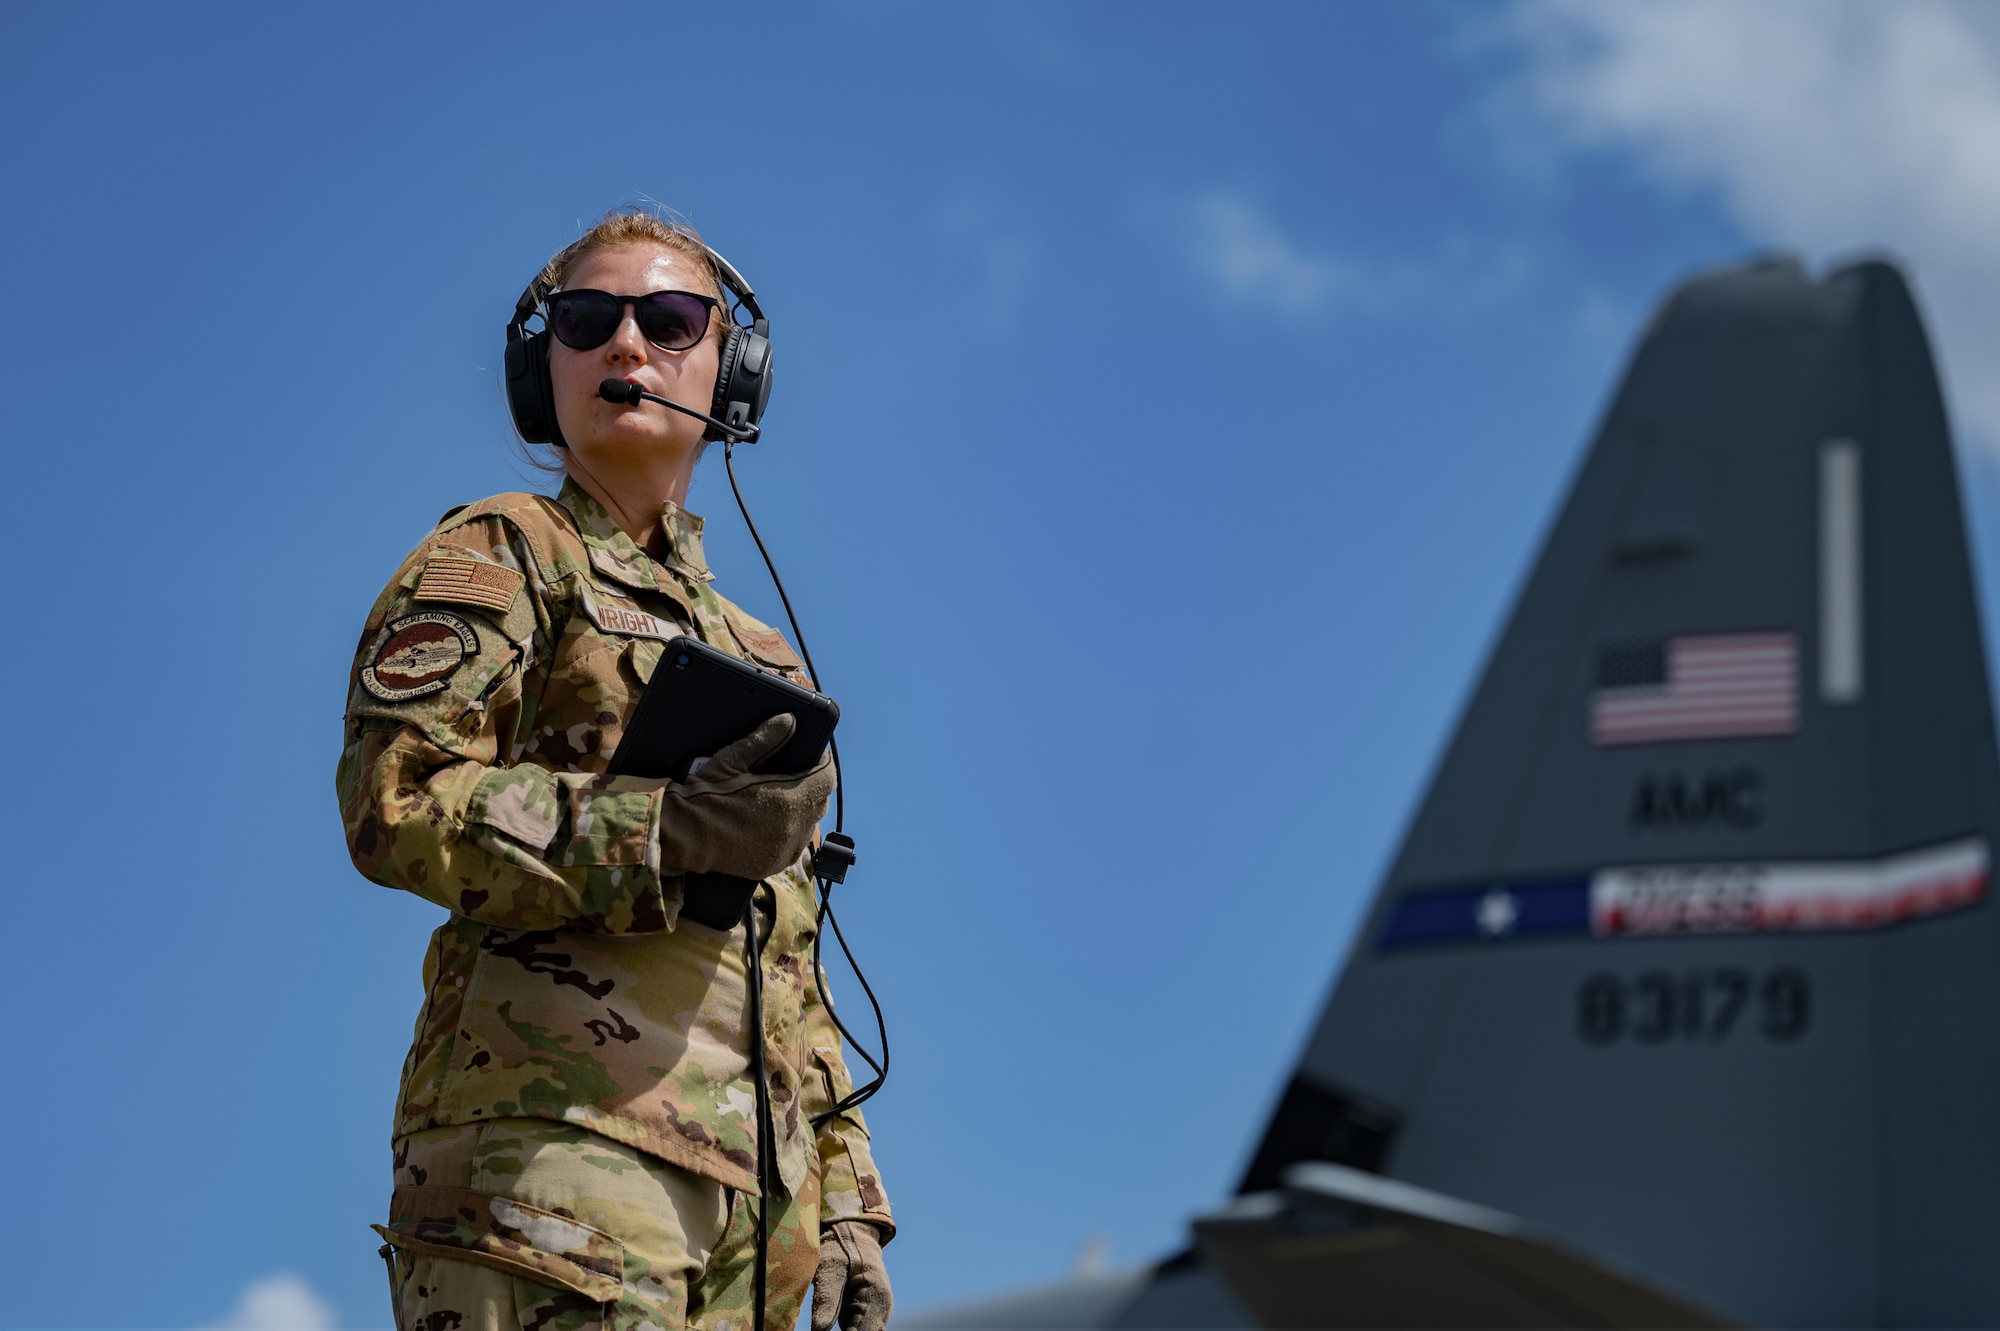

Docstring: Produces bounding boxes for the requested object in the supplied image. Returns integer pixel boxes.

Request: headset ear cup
[504,333,541,442]
[707,327,745,443]
[505,328,566,448]
[735,327,773,431]
[708,323,772,442]
[532,333,566,449]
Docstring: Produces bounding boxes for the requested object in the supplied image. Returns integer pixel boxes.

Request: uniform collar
[558,477,714,589]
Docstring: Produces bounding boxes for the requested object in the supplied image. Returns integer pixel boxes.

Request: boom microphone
[598,378,759,443]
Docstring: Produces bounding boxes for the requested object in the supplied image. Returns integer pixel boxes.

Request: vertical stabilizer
[1253,258,2000,1327]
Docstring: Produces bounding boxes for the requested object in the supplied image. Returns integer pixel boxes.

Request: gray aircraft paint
[901,256,2000,1329]
[1276,256,2000,1328]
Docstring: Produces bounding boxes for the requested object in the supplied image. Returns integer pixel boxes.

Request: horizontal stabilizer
[1193,1162,1735,1329]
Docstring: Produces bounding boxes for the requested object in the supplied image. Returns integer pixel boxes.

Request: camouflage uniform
[378,1120,822,1331]
[337,480,890,1329]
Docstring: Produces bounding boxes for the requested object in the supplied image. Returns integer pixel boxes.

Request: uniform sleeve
[334,515,679,935]
[804,961,895,1239]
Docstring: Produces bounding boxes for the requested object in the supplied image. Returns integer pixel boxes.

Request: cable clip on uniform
[814,832,857,884]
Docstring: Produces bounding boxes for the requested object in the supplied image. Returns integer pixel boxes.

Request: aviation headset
[504,240,774,446]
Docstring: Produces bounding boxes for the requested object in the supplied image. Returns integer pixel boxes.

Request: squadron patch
[362,610,480,701]
[414,551,524,614]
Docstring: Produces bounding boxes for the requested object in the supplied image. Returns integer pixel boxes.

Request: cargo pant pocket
[374,1183,626,1306]
[379,1244,608,1331]
[510,1275,610,1331]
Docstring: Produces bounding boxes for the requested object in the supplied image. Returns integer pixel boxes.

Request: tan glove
[656,714,835,882]
[812,1220,892,1331]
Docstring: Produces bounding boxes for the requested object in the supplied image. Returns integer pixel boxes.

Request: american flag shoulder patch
[1590,630,1798,747]
[414,551,524,615]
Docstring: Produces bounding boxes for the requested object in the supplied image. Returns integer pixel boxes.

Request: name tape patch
[415,552,523,615]
[584,594,682,642]
[362,610,480,702]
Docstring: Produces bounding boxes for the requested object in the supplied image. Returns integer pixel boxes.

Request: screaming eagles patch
[361,610,480,702]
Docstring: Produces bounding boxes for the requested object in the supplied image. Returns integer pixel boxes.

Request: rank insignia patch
[362,611,480,701]
[414,552,524,614]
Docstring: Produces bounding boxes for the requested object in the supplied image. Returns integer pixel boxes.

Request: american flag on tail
[1590,631,1799,747]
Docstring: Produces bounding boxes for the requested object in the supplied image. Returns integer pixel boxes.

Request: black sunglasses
[546,288,720,353]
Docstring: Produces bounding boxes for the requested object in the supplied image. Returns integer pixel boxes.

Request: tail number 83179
[1577,968,1810,1045]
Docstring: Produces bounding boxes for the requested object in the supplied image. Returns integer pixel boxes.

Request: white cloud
[206,1273,340,1331]
[1506,0,2000,451]
[1169,192,1542,324]
[1183,193,1349,316]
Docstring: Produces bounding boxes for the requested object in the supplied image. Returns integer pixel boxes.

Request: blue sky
[7,2,2000,1326]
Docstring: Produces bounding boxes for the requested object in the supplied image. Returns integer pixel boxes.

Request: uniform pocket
[557,774,663,867]
[810,1046,869,1138]
[511,1274,607,1331]
[721,605,812,685]
[373,1184,625,1303]
[625,635,664,686]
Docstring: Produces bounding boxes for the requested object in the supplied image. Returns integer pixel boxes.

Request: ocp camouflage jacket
[335,479,891,1234]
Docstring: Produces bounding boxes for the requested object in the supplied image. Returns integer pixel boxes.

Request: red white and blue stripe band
[1377,836,1990,951]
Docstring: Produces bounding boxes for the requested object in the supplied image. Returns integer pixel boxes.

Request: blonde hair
[531,207,732,328]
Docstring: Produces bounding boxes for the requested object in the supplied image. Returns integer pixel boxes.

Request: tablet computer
[606,635,840,782]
